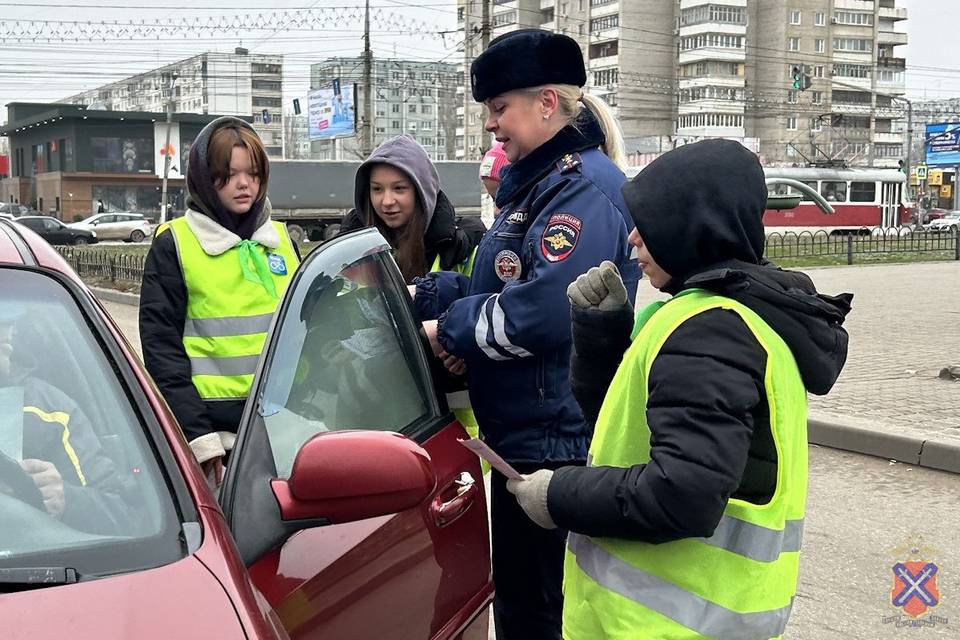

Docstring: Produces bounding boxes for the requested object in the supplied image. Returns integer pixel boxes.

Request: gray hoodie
[353,135,439,228]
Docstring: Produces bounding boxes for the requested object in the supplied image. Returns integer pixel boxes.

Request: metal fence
[56,247,146,285]
[764,227,960,265]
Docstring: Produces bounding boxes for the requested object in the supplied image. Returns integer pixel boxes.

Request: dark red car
[0,219,492,639]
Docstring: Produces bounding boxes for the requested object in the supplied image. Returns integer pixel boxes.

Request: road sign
[916,165,928,180]
[929,169,943,186]
[941,184,953,199]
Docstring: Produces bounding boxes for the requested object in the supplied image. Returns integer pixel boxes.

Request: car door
[94,214,120,240]
[220,228,493,640]
[44,218,70,244]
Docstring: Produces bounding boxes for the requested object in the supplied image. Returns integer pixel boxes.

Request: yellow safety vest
[161,217,299,401]
[429,249,483,452]
[563,289,808,640]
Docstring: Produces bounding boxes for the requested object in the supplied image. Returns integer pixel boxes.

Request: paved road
[101,293,959,639]
[636,261,960,446]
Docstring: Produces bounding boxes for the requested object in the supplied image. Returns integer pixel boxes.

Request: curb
[90,286,140,307]
[809,418,960,474]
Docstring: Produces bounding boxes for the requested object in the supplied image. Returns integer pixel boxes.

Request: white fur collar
[185,209,280,256]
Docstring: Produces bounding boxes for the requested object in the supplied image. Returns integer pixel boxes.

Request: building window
[787,116,798,130]
[677,113,744,129]
[679,85,745,102]
[590,0,617,6]
[814,11,825,26]
[408,104,416,113]
[811,117,822,132]
[833,38,872,52]
[392,120,400,129]
[815,39,825,54]
[812,91,823,105]
[788,37,800,52]
[834,11,873,26]
[680,33,744,51]
[833,63,870,79]
[813,65,824,78]
[588,40,619,59]
[492,10,516,27]
[421,104,433,114]
[392,104,400,113]
[790,10,801,25]
[787,90,798,104]
[590,15,619,32]
[593,68,619,87]
[680,4,746,26]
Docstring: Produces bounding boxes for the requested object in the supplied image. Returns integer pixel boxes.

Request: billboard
[308,79,356,141]
[925,122,960,167]
[153,121,182,179]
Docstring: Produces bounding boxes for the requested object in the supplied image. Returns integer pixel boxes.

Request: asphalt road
[100,299,959,639]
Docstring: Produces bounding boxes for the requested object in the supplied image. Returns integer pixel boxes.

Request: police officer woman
[140,117,299,487]
[412,29,639,639]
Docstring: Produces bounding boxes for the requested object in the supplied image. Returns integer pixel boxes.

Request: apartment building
[63,49,284,157]
[309,57,460,161]
[457,0,908,168]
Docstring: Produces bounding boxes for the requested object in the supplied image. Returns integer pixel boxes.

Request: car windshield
[0,269,184,578]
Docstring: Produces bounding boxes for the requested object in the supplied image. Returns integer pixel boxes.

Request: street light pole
[159,72,178,224]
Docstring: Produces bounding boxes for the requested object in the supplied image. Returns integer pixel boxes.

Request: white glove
[506,469,557,530]
[567,261,628,311]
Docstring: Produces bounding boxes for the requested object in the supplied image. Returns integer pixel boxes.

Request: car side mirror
[271,430,436,524]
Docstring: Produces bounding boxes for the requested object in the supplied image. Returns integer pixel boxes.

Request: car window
[257,237,434,478]
[821,181,847,202]
[19,219,41,231]
[850,182,876,203]
[100,215,118,224]
[0,269,183,575]
[44,219,61,231]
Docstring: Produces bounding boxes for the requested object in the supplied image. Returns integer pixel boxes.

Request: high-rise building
[309,57,460,161]
[456,0,908,168]
[62,49,284,157]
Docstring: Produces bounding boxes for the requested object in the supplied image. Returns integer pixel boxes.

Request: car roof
[0,218,84,283]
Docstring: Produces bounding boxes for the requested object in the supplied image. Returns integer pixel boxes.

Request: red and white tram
[763,167,908,234]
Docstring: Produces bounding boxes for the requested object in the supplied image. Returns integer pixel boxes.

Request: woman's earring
[543,113,550,120]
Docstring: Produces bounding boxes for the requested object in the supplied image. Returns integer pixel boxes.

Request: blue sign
[925,122,960,167]
[308,80,356,141]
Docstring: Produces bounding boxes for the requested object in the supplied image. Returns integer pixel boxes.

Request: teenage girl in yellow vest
[506,140,853,639]
[140,117,299,486]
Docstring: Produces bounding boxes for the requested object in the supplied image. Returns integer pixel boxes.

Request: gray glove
[567,261,628,311]
[506,469,557,530]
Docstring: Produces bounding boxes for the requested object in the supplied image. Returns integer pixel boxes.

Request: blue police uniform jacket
[414,113,639,463]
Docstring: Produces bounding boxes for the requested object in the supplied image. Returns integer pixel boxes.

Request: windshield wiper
[0,567,79,592]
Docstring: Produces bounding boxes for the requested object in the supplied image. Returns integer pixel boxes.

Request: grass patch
[774,252,959,269]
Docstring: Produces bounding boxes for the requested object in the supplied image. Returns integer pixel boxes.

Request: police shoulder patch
[494,249,522,282]
[541,213,582,263]
[555,152,582,174]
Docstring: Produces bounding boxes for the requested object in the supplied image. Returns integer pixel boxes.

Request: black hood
[186,116,269,241]
[621,139,852,395]
[685,261,852,396]
[622,139,767,288]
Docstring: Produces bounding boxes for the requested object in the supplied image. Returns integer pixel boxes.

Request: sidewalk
[96,260,960,473]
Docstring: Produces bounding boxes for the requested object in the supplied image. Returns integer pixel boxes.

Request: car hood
[0,556,245,639]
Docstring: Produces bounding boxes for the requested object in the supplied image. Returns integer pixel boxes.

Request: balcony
[878,5,907,20]
[455,127,465,137]
[589,54,618,68]
[541,20,554,30]
[874,131,904,145]
[456,106,465,116]
[878,30,908,46]
[540,0,554,8]
[877,56,906,69]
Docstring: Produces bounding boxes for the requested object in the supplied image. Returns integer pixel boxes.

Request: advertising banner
[308,79,356,141]
[925,123,960,167]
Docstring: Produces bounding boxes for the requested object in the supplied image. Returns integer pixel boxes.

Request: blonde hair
[526,84,627,170]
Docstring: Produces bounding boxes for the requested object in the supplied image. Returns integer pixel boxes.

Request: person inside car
[0,307,134,535]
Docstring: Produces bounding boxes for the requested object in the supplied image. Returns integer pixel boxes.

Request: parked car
[924,211,960,232]
[70,212,155,242]
[0,203,40,218]
[16,215,98,245]
[0,220,492,639]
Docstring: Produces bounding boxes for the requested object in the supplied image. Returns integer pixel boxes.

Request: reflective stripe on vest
[169,217,299,401]
[562,289,808,640]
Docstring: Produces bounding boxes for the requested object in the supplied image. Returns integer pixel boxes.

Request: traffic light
[791,64,813,91]
[791,65,803,90]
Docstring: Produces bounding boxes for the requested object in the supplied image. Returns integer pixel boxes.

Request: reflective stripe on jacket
[563,289,808,640]
[166,216,299,401]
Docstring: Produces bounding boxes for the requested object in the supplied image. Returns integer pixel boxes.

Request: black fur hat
[470,29,587,102]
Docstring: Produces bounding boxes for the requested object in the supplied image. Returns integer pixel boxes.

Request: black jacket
[339,190,486,275]
[548,139,853,542]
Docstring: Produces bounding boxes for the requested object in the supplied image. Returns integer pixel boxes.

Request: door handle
[430,471,477,528]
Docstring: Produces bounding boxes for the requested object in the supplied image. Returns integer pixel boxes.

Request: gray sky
[0,0,957,126]
[0,0,458,124]
[900,0,960,100]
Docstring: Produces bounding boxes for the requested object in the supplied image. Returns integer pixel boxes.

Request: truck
[268,160,484,243]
